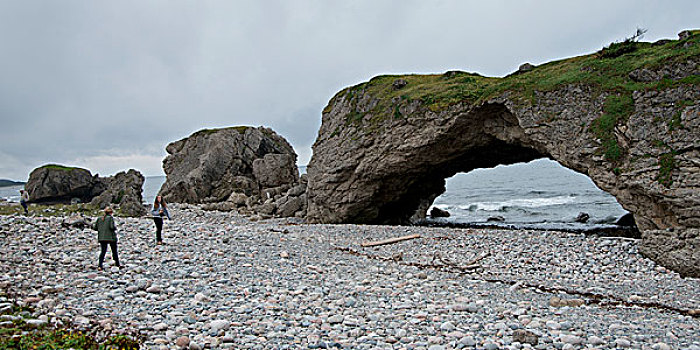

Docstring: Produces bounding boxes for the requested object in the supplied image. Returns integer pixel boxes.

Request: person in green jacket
[93,207,120,270]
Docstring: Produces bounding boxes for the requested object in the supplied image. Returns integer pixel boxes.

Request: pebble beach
[1,204,699,350]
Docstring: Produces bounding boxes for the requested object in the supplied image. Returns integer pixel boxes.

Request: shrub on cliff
[599,28,647,59]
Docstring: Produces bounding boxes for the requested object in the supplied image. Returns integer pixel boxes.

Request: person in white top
[19,189,29,214]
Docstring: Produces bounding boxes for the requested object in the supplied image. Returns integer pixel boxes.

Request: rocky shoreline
[1,205,698,349]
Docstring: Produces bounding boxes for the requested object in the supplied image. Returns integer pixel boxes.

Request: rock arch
[306,61,699,276]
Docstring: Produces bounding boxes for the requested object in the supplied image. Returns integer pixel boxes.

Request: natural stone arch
[363,103,550,224]
[306,50,699,276]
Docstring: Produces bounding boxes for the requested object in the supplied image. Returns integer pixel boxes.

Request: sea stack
[159,126,305,216]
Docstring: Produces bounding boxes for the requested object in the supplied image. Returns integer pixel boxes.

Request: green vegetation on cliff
[329,30,699,173]
[40,164,85,172]
[192,126,250,137]
[332,30,698,124]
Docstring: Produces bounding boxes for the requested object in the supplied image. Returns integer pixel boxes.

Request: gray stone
[25,319,48,328]
[146,286,162,294]
[440,321,455,331]
[276,196,304,217]
[484,343,500,350]
[587,335,605,345]
[560,334,582,344]
[209,319,231,332]
[328,315,343,324]
[652,343,671,350]
[459,336,476,346]
[615,338,632,348]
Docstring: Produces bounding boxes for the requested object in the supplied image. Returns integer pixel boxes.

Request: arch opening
[425,158,630,231]
[370,139,547,224]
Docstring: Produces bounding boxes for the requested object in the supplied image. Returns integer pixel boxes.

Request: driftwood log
[361,234,421,247]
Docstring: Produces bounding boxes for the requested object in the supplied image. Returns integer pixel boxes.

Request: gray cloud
[1,0,698,180]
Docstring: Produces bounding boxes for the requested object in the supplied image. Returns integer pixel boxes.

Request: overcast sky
[0,1,697,180]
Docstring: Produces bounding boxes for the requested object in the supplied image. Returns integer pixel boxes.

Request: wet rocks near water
[1,206,699,349]
[574,212,589,223]
[430,207,451,218]
[486,216,506,223]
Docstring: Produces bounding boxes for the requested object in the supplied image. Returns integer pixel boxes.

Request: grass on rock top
[331,30,700,129]
[39,164,86,172]
[191,126,250,137]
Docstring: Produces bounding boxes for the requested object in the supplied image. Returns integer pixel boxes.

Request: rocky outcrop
[639,229,700,278]
[89,170,146,216]
[26,165,100,203]
[159,126,304,217]
[306,30,700,276]
[25,165,146,216]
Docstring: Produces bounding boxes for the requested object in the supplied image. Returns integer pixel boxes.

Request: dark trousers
[20,200,28,214]
[153,217,163,242]
[98,241,119,268]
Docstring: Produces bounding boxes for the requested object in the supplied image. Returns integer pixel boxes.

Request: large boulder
[306,30,700,276]
[159,126,299,205]
[26,165,99,203]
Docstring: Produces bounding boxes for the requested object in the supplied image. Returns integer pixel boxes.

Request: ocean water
[2,160,628,231]
[142,176,166,205]
[0,185,23,203]
[427,158,628,230]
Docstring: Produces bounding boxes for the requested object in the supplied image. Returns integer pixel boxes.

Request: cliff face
[306,30,700,277]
